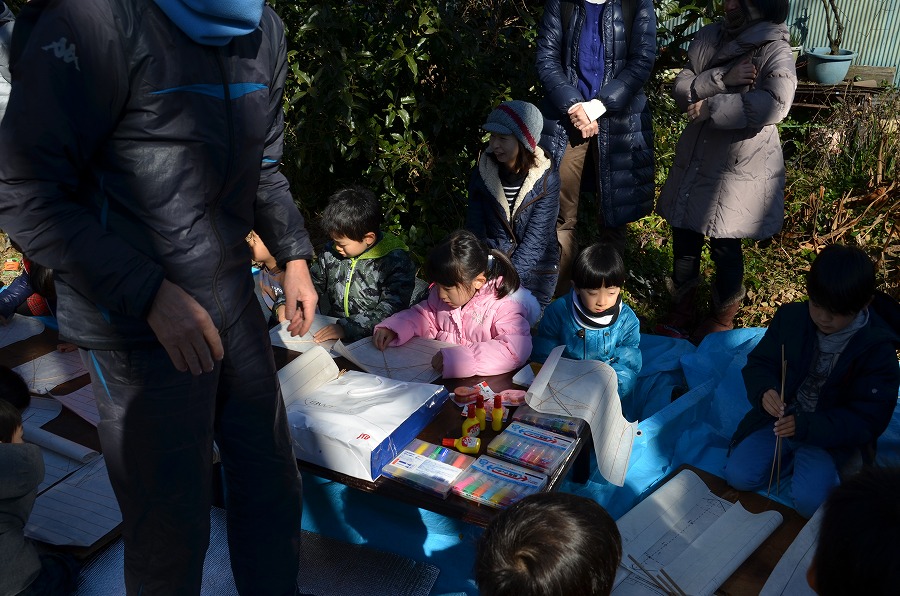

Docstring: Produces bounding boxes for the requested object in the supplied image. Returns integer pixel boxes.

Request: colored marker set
[450,455,547,509]
[511,403,585,438]
[382,438,475,498]
[486,422,576,475]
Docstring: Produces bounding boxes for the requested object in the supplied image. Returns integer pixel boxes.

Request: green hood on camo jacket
[310,232,417,342]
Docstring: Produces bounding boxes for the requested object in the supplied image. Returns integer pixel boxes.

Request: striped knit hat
[482,100,543,154]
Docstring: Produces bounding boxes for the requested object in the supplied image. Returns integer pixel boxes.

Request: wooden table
[0,325,100,451]
[671,465,809,596]
[8,330,588,531]
[276,347,590,528]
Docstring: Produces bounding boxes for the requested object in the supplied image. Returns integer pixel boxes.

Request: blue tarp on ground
[299,329,900,596]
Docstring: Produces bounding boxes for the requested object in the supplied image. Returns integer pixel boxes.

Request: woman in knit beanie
[464,100,561,310]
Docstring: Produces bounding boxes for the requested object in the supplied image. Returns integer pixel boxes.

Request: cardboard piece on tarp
[279,346,448,481]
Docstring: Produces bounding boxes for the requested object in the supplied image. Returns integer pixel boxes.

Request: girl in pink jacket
[373,230,535,378]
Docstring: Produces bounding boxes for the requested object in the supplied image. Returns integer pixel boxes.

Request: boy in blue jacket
[725,245,900,518]
[532,242,641,400]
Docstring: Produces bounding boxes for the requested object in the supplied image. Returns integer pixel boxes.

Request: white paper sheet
[0,315,44,348]
[613,469,783,596]
[268,314,340,355]
[22,396,62,427]
[24,424,100,492]
[759,507,821,596]
[51,384,100,427]
[334,336,455,383]
[25,456,122,547]
[278,345,341,407]
[13,349,87,393]
[525,346,637,486]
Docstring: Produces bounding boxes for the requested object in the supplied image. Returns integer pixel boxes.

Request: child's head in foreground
[0,398,23,443]
[806,244,875,335]
[807,466,900,595]
[572,242,626,315]
[320,186,382,259]
[475,492,622,596]
[0,365,30,412]
[424,230,520,309]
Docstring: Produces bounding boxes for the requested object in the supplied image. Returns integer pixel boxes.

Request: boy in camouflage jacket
[311,186,418,343]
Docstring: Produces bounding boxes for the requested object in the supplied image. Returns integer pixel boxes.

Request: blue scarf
[153,0,264,46]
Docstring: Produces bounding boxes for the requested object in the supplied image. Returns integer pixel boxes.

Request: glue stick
[491,395,504,431]
[443,436,481,454]
[475,394,487,431]
[462,404,480,437]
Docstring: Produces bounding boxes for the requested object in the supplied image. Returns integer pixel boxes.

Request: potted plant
[789,29,802,63]
[806,0,856,85]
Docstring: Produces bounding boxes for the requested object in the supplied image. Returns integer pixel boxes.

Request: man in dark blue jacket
[536,0,656,296]
[0,0,317,594]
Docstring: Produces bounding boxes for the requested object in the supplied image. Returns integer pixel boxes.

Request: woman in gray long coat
[656,0,796,342]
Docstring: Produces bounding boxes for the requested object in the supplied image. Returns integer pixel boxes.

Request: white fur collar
[478,150,552,220]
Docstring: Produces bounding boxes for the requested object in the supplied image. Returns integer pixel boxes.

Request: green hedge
[271,0,543,259]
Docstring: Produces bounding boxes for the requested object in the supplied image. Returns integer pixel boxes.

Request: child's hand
[774,414,795,438]
[761,389,784,418]
[372,328,397,351]
[431,350,444,373]
[275,304,287,323]
[57,342,77,353]
[313,323,344,343]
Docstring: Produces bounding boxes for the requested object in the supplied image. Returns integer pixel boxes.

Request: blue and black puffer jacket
[0,0,312,349]
[536,0,656,227]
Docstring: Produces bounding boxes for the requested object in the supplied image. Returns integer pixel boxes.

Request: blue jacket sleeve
[252,7,313,265]
[535,0,584,117]
[532,298,566,363]
[0,271,32,318]
[610,305,642,399]
[510,169,560,282]
[596,0,657,113]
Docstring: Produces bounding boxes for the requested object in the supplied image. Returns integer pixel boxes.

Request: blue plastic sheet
[300,329,900,595]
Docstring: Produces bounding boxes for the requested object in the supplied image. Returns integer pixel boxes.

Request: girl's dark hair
[572,243,626,289]
[424,230,520,299]
[0,399,23,443]
[475,492,622,596]
[0,365,30,411]
[490,142,537,175]
[806,244,875,315]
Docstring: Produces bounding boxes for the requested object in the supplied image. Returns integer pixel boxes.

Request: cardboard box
[280,347,448,481]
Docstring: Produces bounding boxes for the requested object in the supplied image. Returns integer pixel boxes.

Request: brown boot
[654,277,700,340]
[691,286,746,344]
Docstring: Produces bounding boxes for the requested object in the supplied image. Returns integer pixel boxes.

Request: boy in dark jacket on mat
[725,244,900,518]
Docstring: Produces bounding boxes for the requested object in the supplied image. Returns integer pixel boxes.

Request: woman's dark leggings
[671,227,744,301]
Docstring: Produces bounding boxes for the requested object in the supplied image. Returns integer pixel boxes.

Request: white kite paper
[525,345,637,486]
[334,336,455,383]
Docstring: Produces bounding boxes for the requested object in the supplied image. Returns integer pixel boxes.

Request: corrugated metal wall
[661,1,900,85]
[786,1,899,84]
